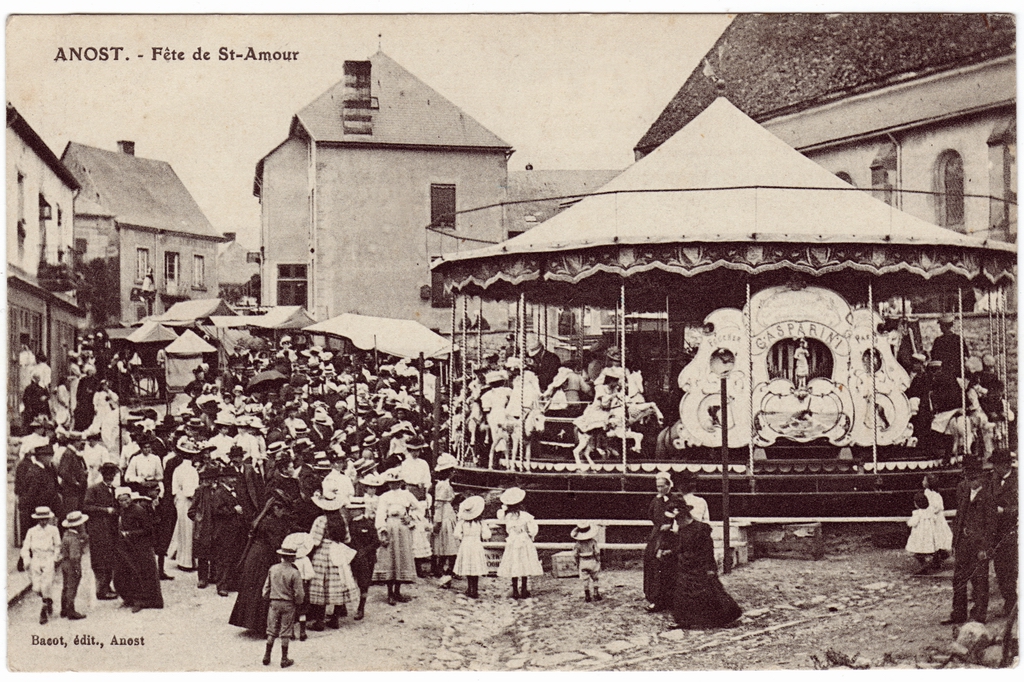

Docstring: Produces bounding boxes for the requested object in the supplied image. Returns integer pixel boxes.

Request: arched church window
[936,150,965,228]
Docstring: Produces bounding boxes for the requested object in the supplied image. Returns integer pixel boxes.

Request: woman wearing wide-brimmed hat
[496,487,543,598]
[453,496,490,598]
[372,468,418,604]
[305,484,359,630]
[671,497,742,629]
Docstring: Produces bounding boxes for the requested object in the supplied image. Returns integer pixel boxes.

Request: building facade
[256,52,512,330]
[635,14,1016,245]
[62,141,223,325]
[6,104,85,428]
[218,232,260,306]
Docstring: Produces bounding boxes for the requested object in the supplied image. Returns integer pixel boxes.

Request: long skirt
[372,518,417,583]
[673,570,741,629]
[412,508,433,559]
[308,541,359,608]
[154,497,177,556]
[228,538,277,634]
[432,503,460,557]
[496,534,543,578]
[170,496,194,568]
[113,542,164,609]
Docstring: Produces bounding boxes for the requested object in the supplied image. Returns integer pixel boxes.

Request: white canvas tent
[126,321,178,344]
[150,298,236,326]
[164,329,217,390]
[305,313,451,359]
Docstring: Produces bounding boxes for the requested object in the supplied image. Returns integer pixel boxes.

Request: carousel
[431,99,1016,519]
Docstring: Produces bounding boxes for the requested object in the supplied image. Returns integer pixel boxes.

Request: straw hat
[500,487,526,506]
[570,522,599,541]
[458,496,485,521]
[214,413,235,427]
[527,338,544,356]
[434,452,458,472]
[277,533,302,556]
[382,467,403,484]
[62,510,89,528]
[359,472,386,488]
[114,486,133,499]
[311,451,333,470]
[485,370,508,385]
[31,506,55,520]
[312,489,345,511]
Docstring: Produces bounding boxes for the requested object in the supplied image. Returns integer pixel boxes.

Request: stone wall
[919,312,1018,404]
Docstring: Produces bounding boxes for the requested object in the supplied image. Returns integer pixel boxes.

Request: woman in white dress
[372,469,418,605]
[169,441,200,570]
[496,487,543,599]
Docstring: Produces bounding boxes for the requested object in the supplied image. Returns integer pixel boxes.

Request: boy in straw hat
[571,522,602,603]
[59,510,90,619]
[262,534,304,668]
[21,506,61,624]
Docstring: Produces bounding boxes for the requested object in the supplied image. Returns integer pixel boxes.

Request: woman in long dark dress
[113,491,164,612]
[643,471,681,611]
[672,501,742,629]
[229,498,293,634]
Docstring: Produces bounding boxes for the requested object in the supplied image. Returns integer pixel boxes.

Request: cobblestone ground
[7,545,1016,671]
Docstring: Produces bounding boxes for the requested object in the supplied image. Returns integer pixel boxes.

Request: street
[7,534,1015,671]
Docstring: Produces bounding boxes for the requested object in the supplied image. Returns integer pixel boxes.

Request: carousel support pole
[746,281,755,492]
[720,372,731,574]
[958,288,970,459]
[620,282,627,474]
[449,293,458,458]
[418,350,426,436]
[462,295,469,462]
[665,295,671,389]
[519,292,527,471]
[477,297,483,368]
[869,282,879,477]
[373,335,379,373]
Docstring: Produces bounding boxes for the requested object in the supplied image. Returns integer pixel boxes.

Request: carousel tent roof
[164,329,216,355]
[434,98,1014,295]
[151,298,236,325]
[305,313,451,359]
[126,321,178,344]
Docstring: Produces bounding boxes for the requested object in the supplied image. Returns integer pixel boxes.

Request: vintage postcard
[5,12,1018,672]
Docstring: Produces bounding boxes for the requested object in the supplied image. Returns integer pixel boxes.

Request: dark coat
[238,461,268,521]
[672,520,742,629]
[228,511,293,634]
[73,374,100,430]
[991,469,1018,540]
[113,500,164,609]
[529,348,562,392]
[154,455,183,555]
[15,458,61,531]
[348,515,380,591]
[57,448,89,512]
[22,382,51,425]
[83,482,118,571]
[188,481,217,559]
[642,493,684,605]
[952,479,998,557]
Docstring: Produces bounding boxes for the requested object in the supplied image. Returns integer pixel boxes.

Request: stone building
[62,140,224,325]
[217,232,260,306]
[6,104,86,427]
[255,52,512,329]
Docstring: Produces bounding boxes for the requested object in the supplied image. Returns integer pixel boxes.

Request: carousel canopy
[164,328,216,356]
[433,98,1014,306]
[126,321,178,344]
[305,313,451,359]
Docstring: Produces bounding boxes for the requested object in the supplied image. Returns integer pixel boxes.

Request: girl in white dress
[496,487,543,598]
[453,496,490,599]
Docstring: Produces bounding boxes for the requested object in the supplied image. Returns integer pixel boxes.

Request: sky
[6,14,734,249]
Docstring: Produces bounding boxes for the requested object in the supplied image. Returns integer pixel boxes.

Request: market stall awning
[252,306,316,330]
[126,321,178,344]
[433,98,1015,301]
[150,298,236,325]
[305,313,451,359]
[164,328,216,355]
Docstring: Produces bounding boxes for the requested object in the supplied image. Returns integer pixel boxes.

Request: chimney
[223,231,236,242]
[117,140,135,156]
[342,60,374,135]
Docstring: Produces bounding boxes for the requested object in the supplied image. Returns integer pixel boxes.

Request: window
[136,247,150,281]
[193,254,206,289]
[870,142,897,207]
[277,264,307,307]
[16,172,25,254]
[936,150,965,229]
[430,184,456,228]
[74,238,87,268]
[164,252,180,283]
[430,270,452,309]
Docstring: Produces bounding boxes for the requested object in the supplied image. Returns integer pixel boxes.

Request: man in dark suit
[83,462,120,599]
[990,450,1017,616]
[527,338,562,393]
[15,444,61,545]
[944,464,998,624]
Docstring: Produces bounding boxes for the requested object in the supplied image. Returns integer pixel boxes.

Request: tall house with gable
[255,52,513,328]
[62,140,224,325]
[636,14,1016,244]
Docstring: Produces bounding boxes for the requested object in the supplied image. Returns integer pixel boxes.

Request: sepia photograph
[4,11,1018,672]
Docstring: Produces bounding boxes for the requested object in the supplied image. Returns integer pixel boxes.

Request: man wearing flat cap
[930,313,964,380]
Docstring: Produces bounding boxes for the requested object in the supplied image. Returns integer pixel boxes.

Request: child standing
[21,506,61,624]
[262,535,305,668]
[345,498,380,620]
[58,511,90,620]
[496,487,543,598]
[432,453,460,584]
[453,496,490,598]
[571,522,602,602]
[290,533,315,642]
[906,491,941,573]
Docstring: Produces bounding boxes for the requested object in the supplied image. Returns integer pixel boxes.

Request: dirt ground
[7,527,1017,671]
